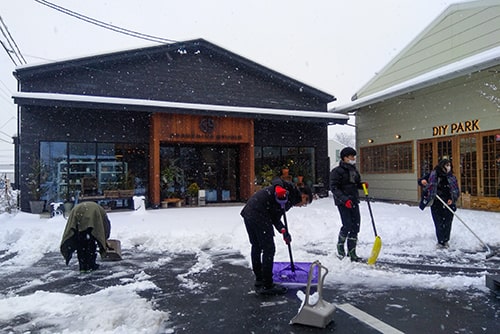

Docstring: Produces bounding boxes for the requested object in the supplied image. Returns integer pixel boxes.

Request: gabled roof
[331,0,500,113]
[14,38,335,103]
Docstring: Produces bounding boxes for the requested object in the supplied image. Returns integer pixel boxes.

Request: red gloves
[345,199,354,209]
[275,185,287,200]
[280,228,292,244]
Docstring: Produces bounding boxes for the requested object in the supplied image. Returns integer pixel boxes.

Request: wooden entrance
[417,130,500,211]
[149,113,254,207]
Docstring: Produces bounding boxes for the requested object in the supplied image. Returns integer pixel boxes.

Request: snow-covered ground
[0,196,498,333]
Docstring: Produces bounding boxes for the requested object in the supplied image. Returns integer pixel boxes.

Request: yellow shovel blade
[367,236,382,265]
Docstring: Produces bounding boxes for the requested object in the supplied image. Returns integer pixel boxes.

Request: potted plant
[259,165,275,186]
[293,158,311,184]
[281,158,294,180]
[118,173,135,198]
[26,157,46,214]
[186,182,200,206]
[160,159,185,199]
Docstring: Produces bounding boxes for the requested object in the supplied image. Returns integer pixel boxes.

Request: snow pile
[0,196,498,332]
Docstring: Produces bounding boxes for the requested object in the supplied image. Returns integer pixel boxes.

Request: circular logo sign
[199,117,215,133]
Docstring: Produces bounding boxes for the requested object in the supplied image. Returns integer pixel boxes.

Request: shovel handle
[282,209,296,272]
[362,182,368,196]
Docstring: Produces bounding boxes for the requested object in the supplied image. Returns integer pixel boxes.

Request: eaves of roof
[330,46,500,114]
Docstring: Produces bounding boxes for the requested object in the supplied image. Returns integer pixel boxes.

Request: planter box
[187,197,198,206]
[119,189,135,198]
[104,190,120,198]
[29,200,45,214]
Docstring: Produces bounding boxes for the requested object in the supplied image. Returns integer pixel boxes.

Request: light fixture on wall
[368,139,374,143]
[395,134,401,139]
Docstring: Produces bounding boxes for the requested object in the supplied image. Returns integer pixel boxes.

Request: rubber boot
[258,284,288,296]
[337,234,346,259]
[347,237,362,262]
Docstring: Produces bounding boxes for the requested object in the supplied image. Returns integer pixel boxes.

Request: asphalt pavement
[1,248,499,333]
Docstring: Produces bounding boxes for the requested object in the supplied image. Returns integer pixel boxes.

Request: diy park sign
[433,119,480,136]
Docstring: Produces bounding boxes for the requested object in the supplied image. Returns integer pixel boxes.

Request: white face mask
[348,159,356,165]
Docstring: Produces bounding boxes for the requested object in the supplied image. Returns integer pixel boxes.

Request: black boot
[347,237,362,262]
[337,234,347,259]
[257,283,287,295]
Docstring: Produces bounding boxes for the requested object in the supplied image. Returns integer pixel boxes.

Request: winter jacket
[426,168,460,205]
[240,180,302,232]
[60,202,111,265]
[329,161,363,206]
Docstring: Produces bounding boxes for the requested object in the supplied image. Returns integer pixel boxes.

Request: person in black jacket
[422,158,460,248]
[241,178,312,295]
[330,147,367,262]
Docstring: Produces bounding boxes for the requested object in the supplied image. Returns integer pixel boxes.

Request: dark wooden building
[13,39,347,212]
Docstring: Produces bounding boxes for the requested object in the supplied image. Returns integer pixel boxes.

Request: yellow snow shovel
[363,183,382,265]
[290,260,335,328]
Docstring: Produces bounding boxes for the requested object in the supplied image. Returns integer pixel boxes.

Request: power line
[35,0,178,44]
[0,117,16,132]
[0,16,26,65]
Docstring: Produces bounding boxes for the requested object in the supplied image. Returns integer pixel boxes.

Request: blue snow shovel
[272,196,318,286]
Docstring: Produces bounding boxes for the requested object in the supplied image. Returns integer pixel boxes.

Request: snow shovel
[435,195,497,259]
[101,239,123,261]
[290,260,335,328]
[273,197,317,286]
[363,183,382,265]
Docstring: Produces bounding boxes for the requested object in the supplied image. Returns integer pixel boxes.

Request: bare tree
[334,132,355,147]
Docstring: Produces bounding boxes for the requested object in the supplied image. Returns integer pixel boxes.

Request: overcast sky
[0,0,467,164]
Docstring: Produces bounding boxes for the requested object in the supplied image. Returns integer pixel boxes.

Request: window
[254,146,316,184]
[360,141,413,173]
[460,136,477,195]
[419,141,433,178]
[40,141,148,204]
[481,134,500,197]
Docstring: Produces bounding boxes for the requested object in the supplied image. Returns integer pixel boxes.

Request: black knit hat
[340,147,357,159]
[438,158,450,168]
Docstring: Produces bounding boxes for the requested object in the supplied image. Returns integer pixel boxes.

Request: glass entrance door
[162,144,240,203]
[459,135,478,195]
[198,146,239,202]
[481,133,500,197]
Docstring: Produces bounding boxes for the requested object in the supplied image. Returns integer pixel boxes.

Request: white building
[331,0,500,211]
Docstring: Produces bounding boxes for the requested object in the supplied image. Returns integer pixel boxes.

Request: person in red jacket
[241,178,312,295]
[330,147,367,262]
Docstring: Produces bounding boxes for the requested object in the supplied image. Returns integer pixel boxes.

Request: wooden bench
[161,198,183,208]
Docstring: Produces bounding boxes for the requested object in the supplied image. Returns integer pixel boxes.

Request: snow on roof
[14,42,160,70]
[330,45,500,113]
[13,92,349,121]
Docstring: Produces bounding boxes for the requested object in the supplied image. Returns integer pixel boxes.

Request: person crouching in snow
[241,178,312,295]
[330,147,367,262]
[422,158,460,248]
[60,201,111,272]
